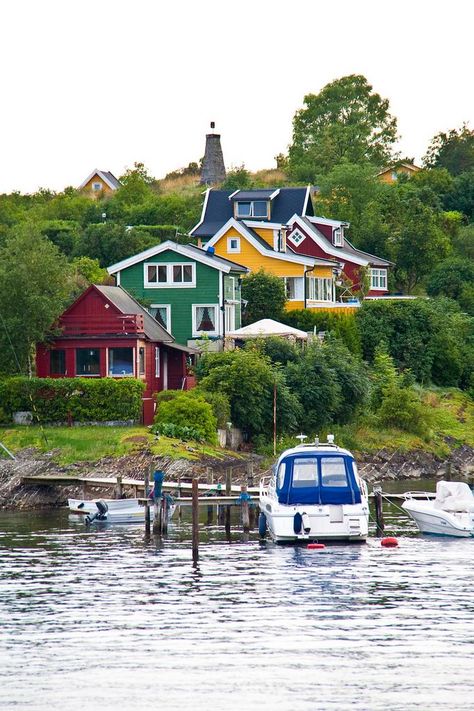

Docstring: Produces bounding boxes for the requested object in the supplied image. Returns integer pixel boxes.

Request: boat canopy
[275,452,362,505]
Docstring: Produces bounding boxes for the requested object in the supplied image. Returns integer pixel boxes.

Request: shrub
[283,309,361,355]
[153,392,217,443]
[377,384,432,439]
[0,377,145,423]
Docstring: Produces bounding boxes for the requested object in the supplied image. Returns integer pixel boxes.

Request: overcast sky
[1,0,472,193]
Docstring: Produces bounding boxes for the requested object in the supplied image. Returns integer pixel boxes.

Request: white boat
[259,435,369,543]
[402,481,474,537]
[68,497,176,525]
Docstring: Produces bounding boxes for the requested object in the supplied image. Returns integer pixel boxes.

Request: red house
[286,215,393,297]
[36,285,196,425]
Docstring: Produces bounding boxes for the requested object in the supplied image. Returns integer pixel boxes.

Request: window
[307,277,335,302]
[50,350,66,375]
[333,227,343,246]
[235,201,269,218]
[139,347,145,376]
[92,182,102,191]
[224,276,236,302]
[292,458,318,487]
[144,262,195,287]
[287,229,305,247]
[283,276,303,301]
[277,462,286,489]
[321,458,348,487]
[149,305,171,331]
[370,268,387,290]
[155,346,160,377]
[227,237,241,253]
[391,171,398,181]
[76,348,100,376]
[108,348,133,376]
[193,304,218,336]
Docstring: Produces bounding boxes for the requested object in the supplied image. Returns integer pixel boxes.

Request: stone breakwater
[1,445,473,510]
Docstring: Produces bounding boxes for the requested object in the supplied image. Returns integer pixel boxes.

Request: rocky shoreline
[1,444,474,510]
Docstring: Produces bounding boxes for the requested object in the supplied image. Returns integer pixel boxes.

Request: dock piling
[144,468,151,536]
[241,485,250,532]
[225,468,232,535]
[192,478,199,562]
[373,485,385,535]
[115,474,123,500]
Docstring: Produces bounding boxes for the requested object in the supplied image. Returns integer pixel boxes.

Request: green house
[107,241,248,347]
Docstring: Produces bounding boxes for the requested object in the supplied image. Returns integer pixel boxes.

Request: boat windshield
[292,458,318,488]
[320,457,348,487]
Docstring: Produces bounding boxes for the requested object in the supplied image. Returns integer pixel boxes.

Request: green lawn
[0,425,238,465]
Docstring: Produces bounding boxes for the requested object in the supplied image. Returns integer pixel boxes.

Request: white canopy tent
[225,318,308,341]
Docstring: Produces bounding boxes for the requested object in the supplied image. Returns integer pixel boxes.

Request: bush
[153,392,217,443]
[377,384,432,439]
[283,309,361,355]
[0,377,145,422]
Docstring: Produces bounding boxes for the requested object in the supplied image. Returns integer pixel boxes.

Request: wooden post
[144,468,150,536]
[82,480,87,499]
[206,467,213,526]
[115,474,123,500]
[161,495,168,534]
[225,468,232,534]
[241,484,250,532]
[373,485,385,536]
[217,481,224,526]
[192,478,199,563]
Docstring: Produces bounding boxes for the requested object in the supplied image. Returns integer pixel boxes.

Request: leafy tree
[321,337,369,422]
[0,224,71,375]
[451,223,474,260]
[285,343,341,432]
[241,269,287,324]
[426,257,474,304]
[38,219,80,257]
[445,170,474,221]
[288,75,398,179]
[249,336,300,366]
[196,349,301,438]
[377,384,431,439]
[73,223,160,267]
[370,344,399,409]
[282,309,362,355]
[221,165,253,190]
[423,124,474,176]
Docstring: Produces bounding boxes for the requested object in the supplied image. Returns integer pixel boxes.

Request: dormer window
[235,201,269,219]
[333,227,344,246]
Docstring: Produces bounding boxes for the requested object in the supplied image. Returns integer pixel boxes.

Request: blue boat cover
[275,453,361,505]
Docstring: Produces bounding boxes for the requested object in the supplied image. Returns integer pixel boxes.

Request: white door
[225,304,235,333]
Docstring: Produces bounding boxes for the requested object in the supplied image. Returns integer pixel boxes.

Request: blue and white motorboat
[259,435,369,542]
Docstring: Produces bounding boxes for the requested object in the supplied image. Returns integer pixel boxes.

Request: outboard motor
[85,500,109,525]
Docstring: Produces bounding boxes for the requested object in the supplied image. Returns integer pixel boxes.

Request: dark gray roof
[100,171,121,189]
[191,187,313,238]
[230,190,276,201]
[299,217,393,267]
[183,243,249,272]
[95,285,174,343]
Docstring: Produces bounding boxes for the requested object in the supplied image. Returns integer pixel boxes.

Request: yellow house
[79,169,121,198]
[377,162,421,184]
[205,218,344,312]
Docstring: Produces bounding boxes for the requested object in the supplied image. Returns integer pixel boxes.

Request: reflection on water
[1,506,474,711]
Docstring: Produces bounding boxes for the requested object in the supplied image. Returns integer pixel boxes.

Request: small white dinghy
[259,435,369,543]
[68,498,176,525]
[402,481,474,537]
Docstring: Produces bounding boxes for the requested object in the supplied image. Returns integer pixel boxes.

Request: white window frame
[192,303,219,337]
[144,262,196,288]
[235,201,269,219]
[227,237,241,253]
[155,346,160,377]
[283,276,304,301]
[333,227,343,246]
[370,268,387,290]
[287,229,305,247]
[92,181,102,191]
[307,277,335,303]
[224,276,236,303]
[150,304,171,332]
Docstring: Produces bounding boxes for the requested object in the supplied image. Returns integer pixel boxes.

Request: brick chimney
[200,122,226,185]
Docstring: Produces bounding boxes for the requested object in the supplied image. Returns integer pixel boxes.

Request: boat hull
[402,500,474,537]
[68,498,176,525]
[259,497,369,543]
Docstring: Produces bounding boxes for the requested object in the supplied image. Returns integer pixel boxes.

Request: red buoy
[381,537,399,547]
[307,543,325,550]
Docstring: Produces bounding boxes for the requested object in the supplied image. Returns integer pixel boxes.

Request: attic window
[92,182,102,191]
[333,227,343,246]
[235,201,268,218]
[288,229,305,247]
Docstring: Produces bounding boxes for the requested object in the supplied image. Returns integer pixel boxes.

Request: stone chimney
[200,122,226,185]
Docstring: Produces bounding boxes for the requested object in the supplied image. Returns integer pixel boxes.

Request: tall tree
[0,224,71,375]
[423,124,474,176]
[241,269,287,325]
[288,75,398,180]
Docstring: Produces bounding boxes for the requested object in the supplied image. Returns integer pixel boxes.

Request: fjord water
[1,506,474,711]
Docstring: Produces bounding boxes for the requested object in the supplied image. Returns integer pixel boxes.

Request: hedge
[0,377,145,424]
